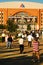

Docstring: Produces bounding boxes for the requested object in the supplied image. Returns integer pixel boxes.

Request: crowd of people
[1,30,40,62]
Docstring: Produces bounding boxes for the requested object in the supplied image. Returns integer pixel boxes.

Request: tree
[7,19,18,32]
[27,24,31,30]
[0,24,6,29]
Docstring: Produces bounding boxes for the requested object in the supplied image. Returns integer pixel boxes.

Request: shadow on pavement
[0,53,43,65]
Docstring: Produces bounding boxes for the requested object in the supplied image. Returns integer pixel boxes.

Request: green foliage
[7,19,18,32]
[0,24,6,29]
[27,24,31,30]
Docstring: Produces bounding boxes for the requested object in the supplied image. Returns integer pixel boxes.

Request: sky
[0,0,43,3]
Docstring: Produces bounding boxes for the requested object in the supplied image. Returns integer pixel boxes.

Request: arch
[12,11,29,17]
[8,11,37,31]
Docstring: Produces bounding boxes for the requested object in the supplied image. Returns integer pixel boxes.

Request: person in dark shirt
[7,34,13,48]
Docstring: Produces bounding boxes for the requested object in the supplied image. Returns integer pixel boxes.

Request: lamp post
[21,16,24,32]
[32,17,35,30]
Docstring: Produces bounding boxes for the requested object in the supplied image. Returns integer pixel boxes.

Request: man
[36,32,39,40]
[19,36,24,54]
[7,34,13,48]
[27,33,33,47]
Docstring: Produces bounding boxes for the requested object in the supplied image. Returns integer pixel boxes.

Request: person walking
[27,33,33,47]
[2,32,6,42]
[36,32,39,40]
[7,34,13,49]
[32,37,40,62]
[19,36,24,54]
[5,34,8,48]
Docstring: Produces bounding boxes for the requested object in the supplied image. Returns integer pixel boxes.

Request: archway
[8,12,37,31]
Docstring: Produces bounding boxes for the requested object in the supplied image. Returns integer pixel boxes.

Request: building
[0,2,43,31]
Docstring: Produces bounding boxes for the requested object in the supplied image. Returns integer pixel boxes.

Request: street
[0,40,43,65]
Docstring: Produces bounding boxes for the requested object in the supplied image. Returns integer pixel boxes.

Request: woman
[32,37,40,62]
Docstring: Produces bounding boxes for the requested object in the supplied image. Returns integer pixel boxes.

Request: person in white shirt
[22,33,25,39]
[36,32,39,40]
[2,32,5,42]
[5,35,8,48]
[42,31,43,39]
[27,33,33,47]
[18,32,22,37]
[19,36,24,54]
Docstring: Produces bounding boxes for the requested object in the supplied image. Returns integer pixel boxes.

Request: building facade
[0,2,43,31]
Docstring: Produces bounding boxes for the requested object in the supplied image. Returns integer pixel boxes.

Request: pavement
[0,40,43,65]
